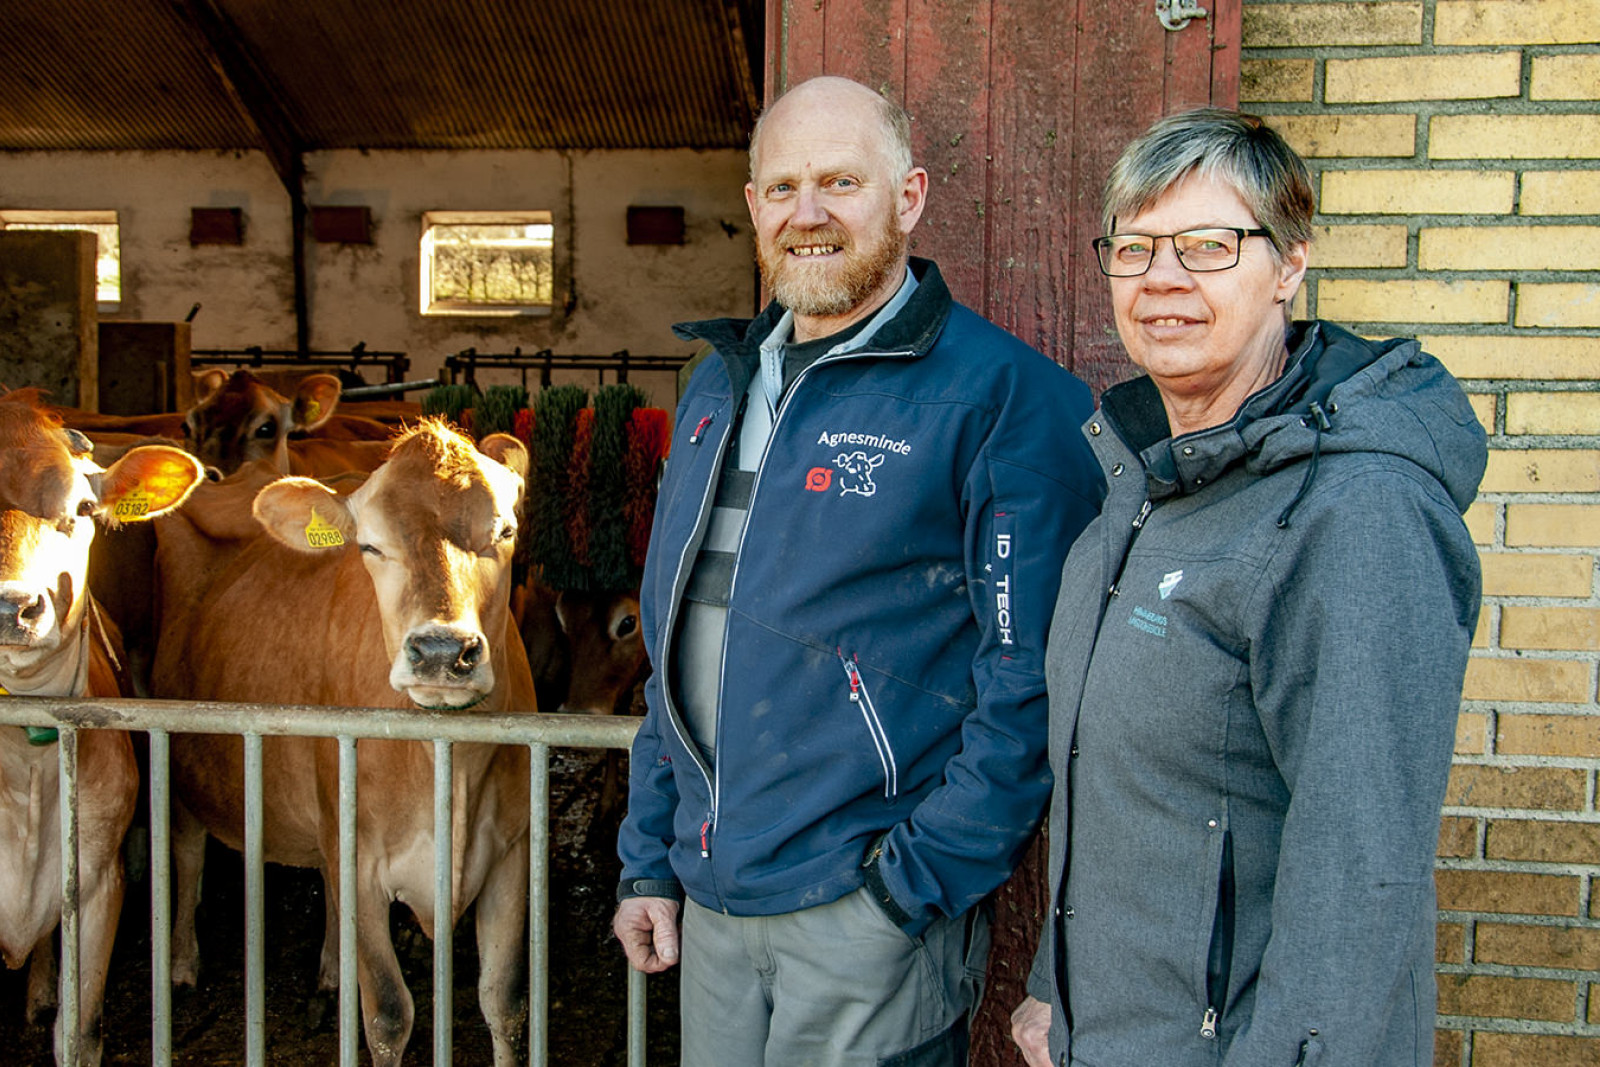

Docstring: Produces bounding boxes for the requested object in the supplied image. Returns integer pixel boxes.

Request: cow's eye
[77,499,96,517]
[254,419,278,440]
[359,543,383,558]
[615,614,638,639]
[496,523,516,543]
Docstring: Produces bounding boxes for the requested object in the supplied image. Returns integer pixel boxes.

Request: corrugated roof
[0,0,761,153]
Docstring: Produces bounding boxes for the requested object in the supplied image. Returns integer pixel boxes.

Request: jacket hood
[671,257,954,397]
[1101,320,1487,516]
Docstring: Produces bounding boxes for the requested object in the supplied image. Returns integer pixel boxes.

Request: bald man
[613,77,1102,1067]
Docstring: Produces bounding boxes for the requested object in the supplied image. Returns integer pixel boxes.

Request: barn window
[421,211,555,316]
[0,209,121,306]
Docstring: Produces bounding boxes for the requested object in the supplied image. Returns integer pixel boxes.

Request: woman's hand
[1011,995,1053,1066]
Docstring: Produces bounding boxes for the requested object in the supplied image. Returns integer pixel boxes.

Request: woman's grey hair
[1103,108,1315,256]
[749,81,914,181]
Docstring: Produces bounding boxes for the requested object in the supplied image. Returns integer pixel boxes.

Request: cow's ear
[292,374,342,433]
[253,477,356,552]
[192,368,230,405]
[95,445,206,523]
[478,433,528,480]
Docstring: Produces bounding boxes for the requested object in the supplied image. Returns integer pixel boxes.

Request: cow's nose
[405,631,484,677]
[0,589,48,635]
[455,634,484,673]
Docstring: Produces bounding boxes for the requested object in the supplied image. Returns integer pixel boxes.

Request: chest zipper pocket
[838,649,898,801]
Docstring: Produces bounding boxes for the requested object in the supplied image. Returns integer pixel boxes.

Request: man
[614,75,1101,1067]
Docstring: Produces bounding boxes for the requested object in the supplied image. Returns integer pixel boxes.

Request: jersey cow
[0,389,203,1066]
[154,420,537,1067]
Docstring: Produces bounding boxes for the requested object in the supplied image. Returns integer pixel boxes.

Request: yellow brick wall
[1242,3,1600,1063]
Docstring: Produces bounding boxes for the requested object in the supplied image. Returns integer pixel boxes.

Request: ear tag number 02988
[304,508,346,548]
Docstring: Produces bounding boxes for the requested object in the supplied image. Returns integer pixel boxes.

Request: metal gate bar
[58,727,81,1067]
[245,732,266,1066]
[435,738,454,1063]
[150,729,173,1064]
[339,735,359,1066]
[5,697,643,1067]
[529,741,550,1067]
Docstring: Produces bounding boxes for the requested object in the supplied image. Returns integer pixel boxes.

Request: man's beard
[758,212,907,318]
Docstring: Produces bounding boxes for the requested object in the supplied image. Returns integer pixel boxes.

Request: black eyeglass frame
[1092,227,1273,277]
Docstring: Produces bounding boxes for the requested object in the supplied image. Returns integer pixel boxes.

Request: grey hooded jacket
[1028,321,1486,1067]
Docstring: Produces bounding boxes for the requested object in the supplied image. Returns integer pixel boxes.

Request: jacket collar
[671,257,954,397]
[1099,321,1391,500]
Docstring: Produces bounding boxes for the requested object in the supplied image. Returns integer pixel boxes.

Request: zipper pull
[689,413,714,444]
[1199,1007,1219,1040]
[1131,499,1152,530]
[838,649,862,702]
[699,817,712,858]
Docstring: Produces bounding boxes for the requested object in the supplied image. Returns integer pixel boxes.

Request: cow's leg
[169,800,207,987]
[316,869,342,991]
[475,838,530,1067]
[356,890,413,1067]
[62,853,126,1067]
[24,932,57,1023]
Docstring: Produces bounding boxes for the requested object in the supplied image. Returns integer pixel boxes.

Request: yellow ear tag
[305,400,322,422]
[113,484,153,521]
[304,508,346,548]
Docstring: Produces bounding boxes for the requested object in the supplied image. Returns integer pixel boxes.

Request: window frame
[419,210,557,318]
[0,209,122,308]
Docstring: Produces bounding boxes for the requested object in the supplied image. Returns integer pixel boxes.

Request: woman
[1012,109,1485,1067]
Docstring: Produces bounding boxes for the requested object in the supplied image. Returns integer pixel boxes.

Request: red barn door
[762,3,1241,1064]
[766,0,1241,394]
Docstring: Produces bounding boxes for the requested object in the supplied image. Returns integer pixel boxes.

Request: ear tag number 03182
[113,484,153,521]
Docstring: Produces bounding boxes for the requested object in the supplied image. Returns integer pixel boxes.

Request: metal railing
[191,344,411,384]
[442,348,692,389]
[0,696,645,1067]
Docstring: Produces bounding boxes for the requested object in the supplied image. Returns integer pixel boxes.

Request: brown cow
[81,376,391,694]
[0,389,203,1066]
[550,589,646,716]
[185,368,343,473]
[153,420,536,1067]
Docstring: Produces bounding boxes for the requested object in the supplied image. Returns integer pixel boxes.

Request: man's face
[745,85,926,338]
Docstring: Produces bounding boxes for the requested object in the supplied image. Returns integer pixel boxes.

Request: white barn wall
[2,147,755,410]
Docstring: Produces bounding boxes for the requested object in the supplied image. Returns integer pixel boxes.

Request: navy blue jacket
[617,260,1102,932]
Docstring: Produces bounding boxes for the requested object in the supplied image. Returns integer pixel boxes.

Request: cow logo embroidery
[805,467,833,492]
[835,451,885,497]
[1159,569,1184,600]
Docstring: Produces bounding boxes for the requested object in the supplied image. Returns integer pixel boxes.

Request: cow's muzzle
[0,583,54,646]
[405,630,484,678]
[394,624,493,710]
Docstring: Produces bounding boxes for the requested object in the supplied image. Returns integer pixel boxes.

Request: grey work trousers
[678,888,990,1067]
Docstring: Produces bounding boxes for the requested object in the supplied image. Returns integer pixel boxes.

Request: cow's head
[0,389,204,685]
[551,589,648,715]
[185,369,341,477]
[252,420,527,711]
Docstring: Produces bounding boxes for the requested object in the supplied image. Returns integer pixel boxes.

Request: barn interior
[0,5,771,1060]
[1,0,765,415]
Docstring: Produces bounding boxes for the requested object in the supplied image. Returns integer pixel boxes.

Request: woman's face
[1110,172,1307,423]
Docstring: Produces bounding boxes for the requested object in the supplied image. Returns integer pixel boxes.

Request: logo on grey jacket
[835,451,885,497]
[1128,605,1168,638]
[1159,569,1184,600]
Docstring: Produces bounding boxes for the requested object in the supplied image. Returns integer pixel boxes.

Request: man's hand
[1011,995,1053,1067]
[612,896,682,973]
